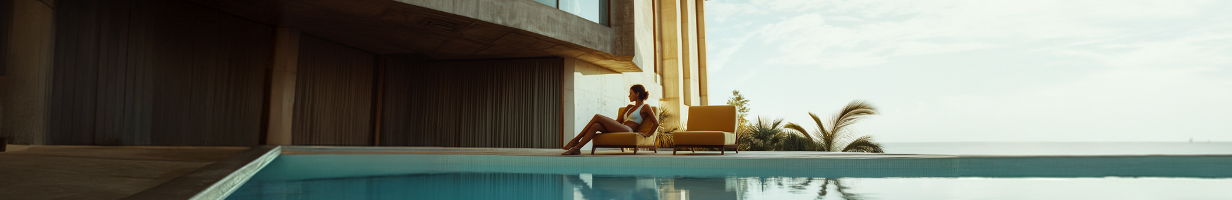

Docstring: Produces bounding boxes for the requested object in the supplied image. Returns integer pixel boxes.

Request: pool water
[228,172,1232,200]
[225,152,1232,200]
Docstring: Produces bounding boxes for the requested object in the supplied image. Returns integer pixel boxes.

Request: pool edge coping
[124,146,281,200]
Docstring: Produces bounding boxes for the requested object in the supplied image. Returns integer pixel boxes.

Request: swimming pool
[223,147,1232,200]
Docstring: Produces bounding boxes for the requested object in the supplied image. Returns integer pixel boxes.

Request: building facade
[0,0,710,148]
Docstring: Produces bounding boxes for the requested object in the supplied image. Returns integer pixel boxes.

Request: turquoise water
[226,149,1232,199]
[228,173,1231,200]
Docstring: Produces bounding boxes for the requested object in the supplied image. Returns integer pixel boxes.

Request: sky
[703,0,1232,142]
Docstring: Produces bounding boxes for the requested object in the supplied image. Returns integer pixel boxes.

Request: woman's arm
[640,107,659,137]
[615,105,632,123]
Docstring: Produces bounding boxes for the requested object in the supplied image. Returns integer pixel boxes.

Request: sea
[881,142,1232,155]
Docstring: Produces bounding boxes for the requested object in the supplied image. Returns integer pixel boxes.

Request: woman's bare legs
[563,115,632,155]
[564,114,615,150]
[563,115,602,150]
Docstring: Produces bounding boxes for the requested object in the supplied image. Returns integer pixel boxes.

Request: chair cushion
[685,106,737,133]
[591,106,660,147]
[672,131,735,145]
[593,132,657,146]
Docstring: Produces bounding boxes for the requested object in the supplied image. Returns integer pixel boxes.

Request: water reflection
[228,173,871,200]
[743,177,867,200]
[816,178,865,200]
[565,175,748,200]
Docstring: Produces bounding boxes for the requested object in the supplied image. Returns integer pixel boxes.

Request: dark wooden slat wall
[0,0,11,76]
[292,34,376,146]
[380,58,562,148]
[46,0,563,147]
[49,0,100,145]
[49,0,272,146]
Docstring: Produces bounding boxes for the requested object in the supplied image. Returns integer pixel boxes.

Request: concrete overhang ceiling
[188,0,636,70]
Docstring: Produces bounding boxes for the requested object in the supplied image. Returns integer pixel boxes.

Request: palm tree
[738,117,788,151]
[785,100,884,153]
[654,104,679,149]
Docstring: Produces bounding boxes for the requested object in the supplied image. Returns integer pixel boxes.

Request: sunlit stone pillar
[696,0,709,106]
[266,28,299,145]
[2,0,55,145]
[659,0,687,129]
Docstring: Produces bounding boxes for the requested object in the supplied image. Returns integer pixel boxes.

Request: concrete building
[0,0,710,148]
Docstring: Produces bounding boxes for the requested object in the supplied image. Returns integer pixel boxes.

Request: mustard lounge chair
[672,105,738,155]
[591,106,659,154]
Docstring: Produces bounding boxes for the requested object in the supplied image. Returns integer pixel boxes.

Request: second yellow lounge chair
[672,105,738,155]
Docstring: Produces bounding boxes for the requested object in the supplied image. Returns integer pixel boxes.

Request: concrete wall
[561,58,659,149]
[1,0,55,145]
[395,0,618,58]
[630,0,656,76]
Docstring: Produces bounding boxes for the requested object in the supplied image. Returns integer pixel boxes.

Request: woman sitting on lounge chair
[562,84,658,155]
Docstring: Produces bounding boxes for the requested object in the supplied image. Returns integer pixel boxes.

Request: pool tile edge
[123,146,282,200]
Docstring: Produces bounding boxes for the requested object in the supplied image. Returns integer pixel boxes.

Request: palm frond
[780,134,817,151]
[783,123,814,140]
[808,112,836,151]
[841,135,884,153]
[830,100,877,138]
[769,117,785,129]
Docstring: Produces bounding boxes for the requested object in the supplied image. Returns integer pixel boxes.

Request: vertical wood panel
[292,34,374,146]
[49,0,272,146]
[0,0,10,76]
[380,57,562,148]
[49,0,100,145]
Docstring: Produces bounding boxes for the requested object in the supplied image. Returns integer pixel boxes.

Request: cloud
[706,0,1232,142]
[710,0,1228,69]
[871,66,1232,142]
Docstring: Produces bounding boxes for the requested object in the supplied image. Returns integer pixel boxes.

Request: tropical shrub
[785,100,884,153]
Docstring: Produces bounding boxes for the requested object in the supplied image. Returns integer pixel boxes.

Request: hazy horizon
[704,0,1232,143]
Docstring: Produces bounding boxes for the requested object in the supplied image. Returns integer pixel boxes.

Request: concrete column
[678,0,694,106]
[561,58,576,148]
[684,0,701,107]
[659,0,687,130]
[2,0,55,145]
[266,28,299,145]
[696,0,709,106]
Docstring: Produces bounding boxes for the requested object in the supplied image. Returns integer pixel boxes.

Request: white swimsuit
[624,103,648,129]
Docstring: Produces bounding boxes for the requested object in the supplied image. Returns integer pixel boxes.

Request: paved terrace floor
[0,145,248,200]
[280,146,952,158]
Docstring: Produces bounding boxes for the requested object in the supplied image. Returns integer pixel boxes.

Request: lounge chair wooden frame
[591,144,657,155]
[672,144,739,155]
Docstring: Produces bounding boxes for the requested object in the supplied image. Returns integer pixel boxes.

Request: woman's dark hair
[631,84,649,101]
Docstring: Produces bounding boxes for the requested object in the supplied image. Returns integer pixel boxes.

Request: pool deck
[281,146,954,158]
[0,145,248,200]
